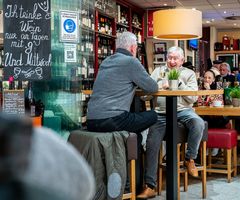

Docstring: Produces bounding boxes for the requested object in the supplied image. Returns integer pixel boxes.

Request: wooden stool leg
[131,160,136,200]
[182,143,188,192]
[207,149,212,175]
[227,149,231,183]
[202,141,207,199]
[158,144,163,195]
[177,144,181,200]
[233,146,237,177]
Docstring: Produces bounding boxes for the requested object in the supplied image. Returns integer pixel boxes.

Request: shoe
[184,159,198,177]
[137,185,157,199]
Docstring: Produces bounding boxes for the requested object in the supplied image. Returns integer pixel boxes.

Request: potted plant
[229,87,240,107]
[167,68,180,90]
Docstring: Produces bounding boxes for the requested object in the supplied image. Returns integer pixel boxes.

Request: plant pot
[169,80,179,90]
[232,98,240,107]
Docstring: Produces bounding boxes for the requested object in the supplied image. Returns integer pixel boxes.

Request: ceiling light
[234,23,237,26]
[192,8,196,10]
[218,4,221,7]
[224,11,227,14]
[206,20,210,23]
[163,3,167,6]
[153,9,202,40]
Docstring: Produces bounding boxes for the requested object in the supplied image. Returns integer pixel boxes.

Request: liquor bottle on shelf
[105,18,110,34]
[81,9,88,27]
[108,40,113,55]
[17,81,22,90]
[99,17,106,34]
[0,80,2,107]
[120,9,128,25]
[80,95,90,128]
[117,4,121,23]
[90,13,95,30]
[88,66,94,79]
[8,76,14,90]
[132,13,141,28]
[81,57,88,79]
[137,31,142,44]
[27,81,36,117]
[0,48,3,80]
[116,27,127,37]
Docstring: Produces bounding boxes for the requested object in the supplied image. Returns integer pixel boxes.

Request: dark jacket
[68,130,129,200]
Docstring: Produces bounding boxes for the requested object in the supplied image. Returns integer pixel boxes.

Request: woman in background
[198,70,229,156]
[198,70,223,106]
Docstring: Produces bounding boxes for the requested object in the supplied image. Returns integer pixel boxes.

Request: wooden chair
[158,122,208,199]
[122,132,137,200]
[207,128,237,183]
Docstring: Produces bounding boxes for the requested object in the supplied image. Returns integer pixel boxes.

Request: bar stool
[68,130,137,200]
[158,121,208,199]
[207,128,237,183]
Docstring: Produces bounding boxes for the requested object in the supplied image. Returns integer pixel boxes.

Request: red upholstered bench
[207,128,238,182]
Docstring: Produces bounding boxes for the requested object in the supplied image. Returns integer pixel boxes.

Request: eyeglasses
[167,56,181,62]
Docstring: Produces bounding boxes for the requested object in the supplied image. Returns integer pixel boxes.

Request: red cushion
[207,128,238,149]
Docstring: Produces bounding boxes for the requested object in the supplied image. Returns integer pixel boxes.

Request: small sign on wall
[64,43,77,62]
[2,90,25,115]
[60,10,79,43]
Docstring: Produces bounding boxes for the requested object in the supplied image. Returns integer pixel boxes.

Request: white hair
[167,46,184,59]
[221,62,231,72]
[116,31,137,50]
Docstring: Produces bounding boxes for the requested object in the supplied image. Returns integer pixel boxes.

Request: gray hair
[116,31,137,50]
[167,46,184,59]
[221,62,231,72]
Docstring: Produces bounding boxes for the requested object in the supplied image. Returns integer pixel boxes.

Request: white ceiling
[127,0,240,29]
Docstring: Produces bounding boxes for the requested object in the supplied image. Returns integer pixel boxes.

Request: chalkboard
[3,0,51,81]
[2,90,25,115]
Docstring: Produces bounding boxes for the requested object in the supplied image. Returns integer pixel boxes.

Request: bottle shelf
[116,22,129,28]
[94,0,145,76]
[81,26,95,33]
[132,24,142,30]
[79,51,95,57]
[96,8,115,19]
[96,32,116,39]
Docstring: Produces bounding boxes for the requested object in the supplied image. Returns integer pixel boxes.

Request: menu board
[3,0,51,81]
[2,90,25,115]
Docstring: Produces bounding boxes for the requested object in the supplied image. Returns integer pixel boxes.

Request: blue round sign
[63,19,76,33]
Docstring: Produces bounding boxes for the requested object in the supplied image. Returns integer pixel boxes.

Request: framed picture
[178,40,185,50]
[154,42,166,53]
[154,53,166,62]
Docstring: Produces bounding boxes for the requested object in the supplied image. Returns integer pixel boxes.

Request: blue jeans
[87,110,158,133]
[144,108,204,187]
[87,110,158,192]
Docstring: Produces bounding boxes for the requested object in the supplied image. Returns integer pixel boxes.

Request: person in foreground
[137,46,205,199]
[86,31,158,133]
[0,114,95,200]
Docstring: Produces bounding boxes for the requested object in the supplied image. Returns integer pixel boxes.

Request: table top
[194,105,240,116]
[135,89,223,96]
[82,89,224,96]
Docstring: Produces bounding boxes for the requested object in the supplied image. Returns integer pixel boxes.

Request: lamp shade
[153,9,202,40]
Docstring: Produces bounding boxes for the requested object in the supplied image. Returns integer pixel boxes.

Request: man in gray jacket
[87,31,158,133]
[138,46,205,199]
[86,31,158,196]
